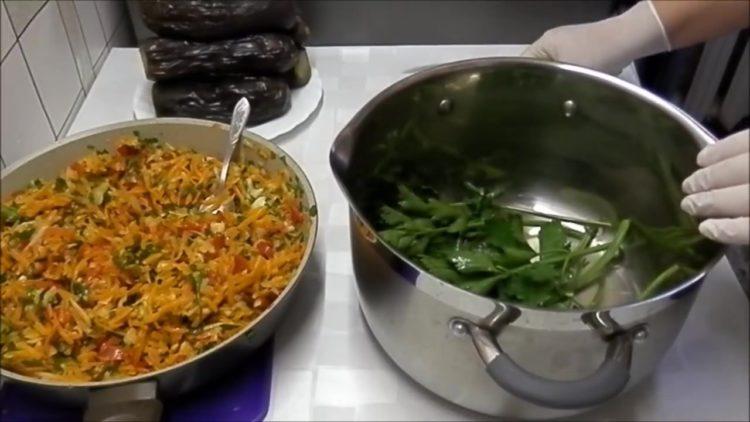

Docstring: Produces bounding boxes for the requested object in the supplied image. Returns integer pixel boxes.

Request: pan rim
[330,57,724,317]
[0,117,319,388]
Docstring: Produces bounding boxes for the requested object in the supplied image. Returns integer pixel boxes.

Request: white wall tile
[59,88,85,138]
[3,0,44,34]
[93,44,110,73]
[57,0,94,91]
[109,11,135,48]
[94,0,124,42]
[20,1,81,135]
[74,0,106,65]
[1,45,55,165]
[1,1,16,60]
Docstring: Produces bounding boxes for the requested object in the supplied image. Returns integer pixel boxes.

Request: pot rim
[331,57,725,316]
[0,118,319,388]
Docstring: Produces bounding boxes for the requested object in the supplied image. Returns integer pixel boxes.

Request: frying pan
[0,118,318,421]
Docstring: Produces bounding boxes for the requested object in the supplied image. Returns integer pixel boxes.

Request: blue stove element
[0,339,273,422]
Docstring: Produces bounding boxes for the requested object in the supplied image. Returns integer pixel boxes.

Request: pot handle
[83,380,162,422]
[453,311,643,409]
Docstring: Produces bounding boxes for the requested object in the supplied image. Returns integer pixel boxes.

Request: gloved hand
[521,1,671,75]
[681,129,749,245]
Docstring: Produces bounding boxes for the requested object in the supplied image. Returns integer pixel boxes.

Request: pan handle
[451,309,644,409]
[83,380,162,422]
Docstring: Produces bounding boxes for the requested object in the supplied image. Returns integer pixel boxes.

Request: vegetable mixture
[378,183,710,309]
[0,134,310,382]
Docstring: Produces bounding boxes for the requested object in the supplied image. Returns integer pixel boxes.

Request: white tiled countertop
[69,47,749,421]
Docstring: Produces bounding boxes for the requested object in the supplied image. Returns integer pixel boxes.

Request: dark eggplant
[139,0,298,41]
[141,34,300,81]
[288,16,311,47]
[283,49,312,88]
[152,77,291,125]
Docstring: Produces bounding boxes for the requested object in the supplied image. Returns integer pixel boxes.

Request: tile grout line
[93,39,109,70]
[1,1,16,63]
[56,88,84,139]
[0,39,17,64]
[93,44,110,74]
[15,4,56,138]
[72,0,95,87]
[55,0,87,95]
[87,14,128,102]
[55,89,86,142]
[92,0,127,66]
[92,0,110,43]
[108,14,128,48]
[7,0,48,40]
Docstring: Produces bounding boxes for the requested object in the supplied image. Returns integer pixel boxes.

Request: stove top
[0,339,273,422]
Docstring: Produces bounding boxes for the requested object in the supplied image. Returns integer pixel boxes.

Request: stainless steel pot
[0,118,318,421]
[330,58,722,418]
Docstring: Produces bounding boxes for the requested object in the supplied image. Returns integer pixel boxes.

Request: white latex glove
[522,1,671,75]
[681,130,750,245]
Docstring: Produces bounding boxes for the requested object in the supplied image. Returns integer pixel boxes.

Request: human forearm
[523,0,750,75]
[653,0,750,50]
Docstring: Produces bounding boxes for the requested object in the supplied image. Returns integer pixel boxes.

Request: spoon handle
[219,97,251,184]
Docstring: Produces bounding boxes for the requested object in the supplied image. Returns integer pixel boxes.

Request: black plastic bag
[141,34,299,81]
[152,77,291,125]
[139,0,298,41]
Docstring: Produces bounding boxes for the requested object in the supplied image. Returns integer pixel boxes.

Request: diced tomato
[183,221,205,233]
[45,226,75,241]
[45,308,58,325]
[233,255,249,274]
[211,235,226,250]
[116,144,140,157]
[285,200,305,225]
[256,240,273,259]
[70,162,85,174]
[98,338,125,363]
[56,308,71,326]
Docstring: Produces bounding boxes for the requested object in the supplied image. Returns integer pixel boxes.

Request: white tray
[132,69,323,140]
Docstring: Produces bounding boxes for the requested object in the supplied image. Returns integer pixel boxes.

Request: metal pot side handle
[83,381,163,422]
[454,318,638,409]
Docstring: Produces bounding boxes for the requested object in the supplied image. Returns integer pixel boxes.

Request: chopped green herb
[23,288,43,307]
[456,274,505,295]
[309,204,318,217]
[572,220,630,291]
[90,181,110,206]
[70,281,88,301]
[113,248,139,275]
[54,177,67,192]
[1,205,20,225]
[0,319,11,343]
[53,356,69,371]
[190,271,205,304]
[377,183,712,308]
[136,243,160,261]
[639,264,684,300]
[137,135,159,146]
[13,227,35,242]
[448,250,499,274]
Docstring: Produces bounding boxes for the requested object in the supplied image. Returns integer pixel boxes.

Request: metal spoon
[204,97,251,213]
